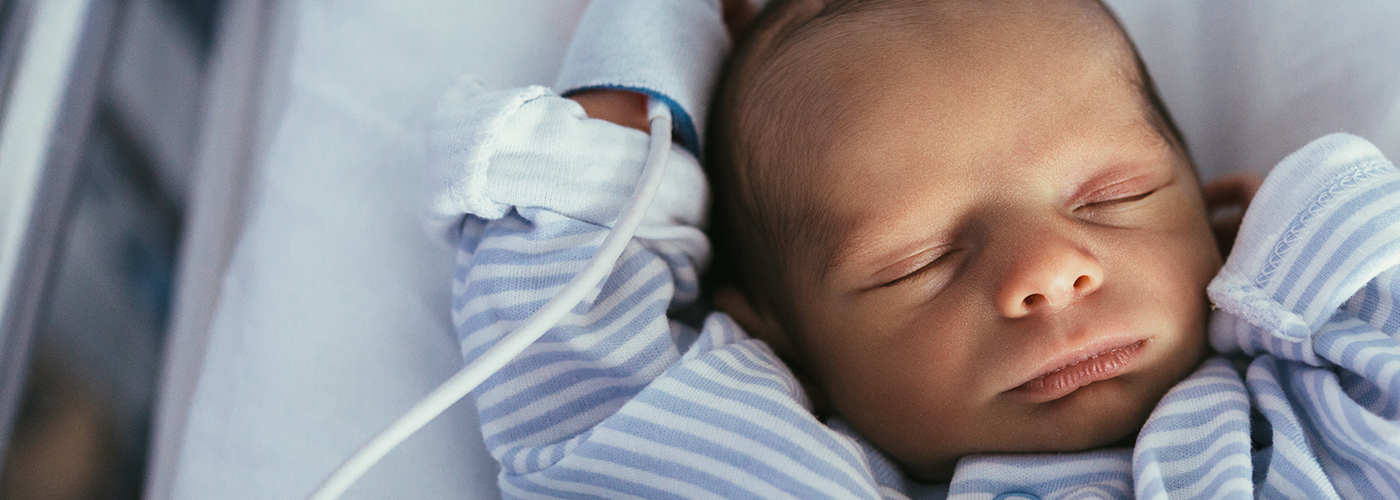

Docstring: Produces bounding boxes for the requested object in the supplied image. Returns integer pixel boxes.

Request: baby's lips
[1009,339,1147,403]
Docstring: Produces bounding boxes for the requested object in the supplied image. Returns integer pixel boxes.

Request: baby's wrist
[570,89,651,132]
[554,0,730,154]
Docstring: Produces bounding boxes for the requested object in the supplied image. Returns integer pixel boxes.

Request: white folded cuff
[1207,133,1400,358]
[424,79,709,247]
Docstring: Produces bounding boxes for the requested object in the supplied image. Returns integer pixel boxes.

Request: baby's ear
[713,286,795,358]
[1202,174,1265,258]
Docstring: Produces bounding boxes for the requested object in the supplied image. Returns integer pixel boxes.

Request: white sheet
[168,1,586,498]
[167,1,1400,498]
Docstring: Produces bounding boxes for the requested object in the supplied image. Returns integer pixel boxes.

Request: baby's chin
[898,367,1193,483]
[1030,379,1159,448]
[900,409,1146,482]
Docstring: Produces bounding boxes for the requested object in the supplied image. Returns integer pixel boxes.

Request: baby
[704,0,1220,480]
[426,0,1400,497]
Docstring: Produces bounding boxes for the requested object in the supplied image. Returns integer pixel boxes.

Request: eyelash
[882,249,959,288]
[1081,189,1157,210]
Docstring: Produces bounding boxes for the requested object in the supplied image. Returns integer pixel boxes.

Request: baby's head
[706,0,1222,481]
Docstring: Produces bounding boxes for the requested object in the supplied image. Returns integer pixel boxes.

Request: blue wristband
[555,0,730,157]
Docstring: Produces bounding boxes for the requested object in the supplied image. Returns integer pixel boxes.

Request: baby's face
[758,3,1221,481]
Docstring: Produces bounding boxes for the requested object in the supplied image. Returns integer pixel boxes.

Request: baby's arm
[430,79,713,483]
[427,78,883,500]
[424,0,733,476]
[1204,134,1400,497]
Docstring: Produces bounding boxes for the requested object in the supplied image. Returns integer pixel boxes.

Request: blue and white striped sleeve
[425,80,901,499]
[1196,133,1400,498]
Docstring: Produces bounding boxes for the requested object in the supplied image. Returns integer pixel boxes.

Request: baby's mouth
[1011,340,1147,403]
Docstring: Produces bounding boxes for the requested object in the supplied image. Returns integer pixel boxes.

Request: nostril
[1073,275,1091,289]
[1023,294,1043,308]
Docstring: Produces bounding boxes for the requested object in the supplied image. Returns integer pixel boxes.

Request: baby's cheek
[1122,223,1214,398]
[829,335,985,462]
[1123,209,1219,300]
[1165,187,1225,274]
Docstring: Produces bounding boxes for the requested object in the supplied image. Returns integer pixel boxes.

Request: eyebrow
[823,231,874,282]
[804,207,864,285]
[821,212,943,287]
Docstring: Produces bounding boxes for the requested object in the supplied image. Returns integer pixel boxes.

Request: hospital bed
[3,0,1399,498]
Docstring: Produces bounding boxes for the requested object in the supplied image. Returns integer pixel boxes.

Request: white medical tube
[307,98,674,500]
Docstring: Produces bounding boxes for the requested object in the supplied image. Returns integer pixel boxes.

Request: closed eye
[1081,189,1157,209]
[881,249,960,288]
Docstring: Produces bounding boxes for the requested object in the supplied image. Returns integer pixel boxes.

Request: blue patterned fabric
[430,81,1400,500]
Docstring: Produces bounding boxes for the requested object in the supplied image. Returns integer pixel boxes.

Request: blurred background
[1,0,219,498]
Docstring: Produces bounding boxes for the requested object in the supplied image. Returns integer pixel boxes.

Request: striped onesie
[425,80,1400,499]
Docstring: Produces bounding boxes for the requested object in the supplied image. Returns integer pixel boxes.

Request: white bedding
[167,1,586,498]
[164,1,1400,499]
[1108,0,1400,178]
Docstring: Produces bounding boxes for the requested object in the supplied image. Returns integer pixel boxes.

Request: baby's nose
[996,239,1103,318]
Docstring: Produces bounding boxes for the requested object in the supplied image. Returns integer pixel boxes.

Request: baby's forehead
[767,0,1132,65]
[755,0,1147,149]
